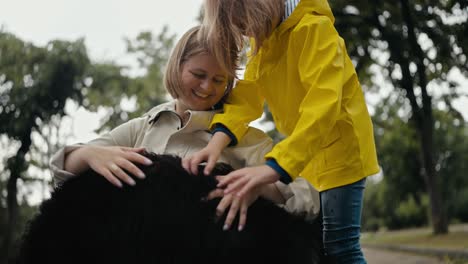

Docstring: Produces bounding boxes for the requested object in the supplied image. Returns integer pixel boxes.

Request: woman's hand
[65,146,153,188]
[214,165,281,231]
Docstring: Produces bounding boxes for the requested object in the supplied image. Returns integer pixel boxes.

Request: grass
[362,224,468,263]
[361,224,468,251]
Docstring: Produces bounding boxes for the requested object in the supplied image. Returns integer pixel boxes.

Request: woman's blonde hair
[201,0,283,76]
[164,25,235,100]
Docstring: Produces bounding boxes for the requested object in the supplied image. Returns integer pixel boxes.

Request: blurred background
[0,0,467,263]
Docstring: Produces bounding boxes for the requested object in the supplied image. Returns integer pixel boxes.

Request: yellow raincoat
[211,0,380,191]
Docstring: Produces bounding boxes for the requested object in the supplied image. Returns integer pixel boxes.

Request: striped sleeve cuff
[212,124,238,146]
[265,159,292,184]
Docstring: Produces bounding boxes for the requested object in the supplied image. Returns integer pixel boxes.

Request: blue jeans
[320,178,367,264]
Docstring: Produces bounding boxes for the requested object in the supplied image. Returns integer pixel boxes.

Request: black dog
[15,153,328,264]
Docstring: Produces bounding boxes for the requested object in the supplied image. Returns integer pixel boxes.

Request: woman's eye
[214,79,225,84]
[191,72,205,79]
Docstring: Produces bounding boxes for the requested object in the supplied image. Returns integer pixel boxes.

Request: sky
[1,0,204,64]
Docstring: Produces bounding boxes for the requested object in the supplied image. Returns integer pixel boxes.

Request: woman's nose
[199,79,212,91]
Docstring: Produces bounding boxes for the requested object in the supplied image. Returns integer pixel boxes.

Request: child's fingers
[216,171,242,188]
[206,188,224,200]
[216,194,233,218]
[181,156,191,172]
[224,176,249,194]
[236,179,257,198]
[189,155,205,175]
[203,156,217,175]
[223,196,241,231]
[238,202,248,231]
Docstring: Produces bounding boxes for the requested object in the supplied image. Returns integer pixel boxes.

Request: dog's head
[16,153,324,264]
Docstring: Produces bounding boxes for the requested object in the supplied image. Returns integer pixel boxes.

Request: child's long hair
[201,0,283,76]
[164,26,235,100]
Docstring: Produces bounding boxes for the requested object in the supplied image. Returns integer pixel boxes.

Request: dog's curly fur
[15,153,327,264]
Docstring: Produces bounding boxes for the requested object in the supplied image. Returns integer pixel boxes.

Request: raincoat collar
[276,0,334,36]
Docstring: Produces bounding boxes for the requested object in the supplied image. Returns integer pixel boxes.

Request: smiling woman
[179,53,227,102]
[178,53,228,112]
[163,27,232,117]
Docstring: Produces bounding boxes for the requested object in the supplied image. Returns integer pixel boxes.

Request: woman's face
[177,52,228,113]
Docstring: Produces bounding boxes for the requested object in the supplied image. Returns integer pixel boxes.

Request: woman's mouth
[193,90,211,99]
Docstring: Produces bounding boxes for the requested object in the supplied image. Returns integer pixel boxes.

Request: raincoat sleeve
[265,16,351,179]
[210,79,265,145]
[50,118,144,185]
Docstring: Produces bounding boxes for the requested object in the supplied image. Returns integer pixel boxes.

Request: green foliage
[0,30,91,259]
[452,188,468,222]
[87,27,176,132]
[394,194,429,228]
[329,0,467,90]
[434,109,468,222]
[124,27,175,116]
[362,179,386,231]
[373,98,425,201]
[363,99,468,230]
[0,32,89,137]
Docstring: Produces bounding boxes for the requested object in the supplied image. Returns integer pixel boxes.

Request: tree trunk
[399,0,448,234]
[419,119,448,234]
[2,135,32,262]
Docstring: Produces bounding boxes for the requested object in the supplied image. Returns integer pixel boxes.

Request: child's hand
[182,131,231,175]
[81,146,152,187]
[204,181,260,232]
[216,165,281,231]
[182,145,222,176]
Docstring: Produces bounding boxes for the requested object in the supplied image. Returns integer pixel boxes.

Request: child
[50,25,320,222]
[183,1,380,263]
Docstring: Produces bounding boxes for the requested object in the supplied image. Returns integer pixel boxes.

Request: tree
[329,0,467,234]
[363,96,468,231]
[0,25,177,260]
[0,31,90,260]
[368,97,428,230]
[85,27,175,132]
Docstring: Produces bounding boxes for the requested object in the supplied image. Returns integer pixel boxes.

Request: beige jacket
[50,100,320,221]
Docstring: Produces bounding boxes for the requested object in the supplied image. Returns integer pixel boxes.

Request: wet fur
[15,153,327,264]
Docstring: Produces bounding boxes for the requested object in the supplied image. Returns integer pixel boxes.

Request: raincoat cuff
[266,159,292,184]
[212,124,238,146]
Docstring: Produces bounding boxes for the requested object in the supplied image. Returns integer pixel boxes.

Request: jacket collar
[146,100,177,124]
[146,100,218,132]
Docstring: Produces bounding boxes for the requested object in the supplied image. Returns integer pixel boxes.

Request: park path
[363,247,444,264]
